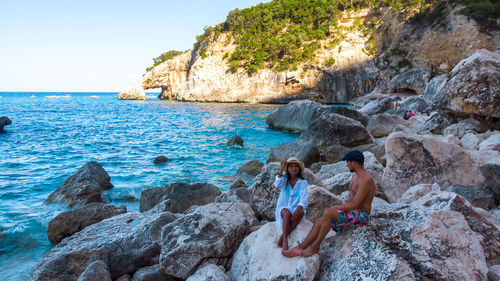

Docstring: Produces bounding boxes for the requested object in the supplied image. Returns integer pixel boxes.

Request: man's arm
[337,180,371,212]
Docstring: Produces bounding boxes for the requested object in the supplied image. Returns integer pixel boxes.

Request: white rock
[187,264,230,281]
[398,183,441,203]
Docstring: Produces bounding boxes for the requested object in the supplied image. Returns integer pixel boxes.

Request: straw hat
[286,157,305,171]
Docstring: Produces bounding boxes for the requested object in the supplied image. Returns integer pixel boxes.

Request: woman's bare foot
[277,234,283,248]
[301,245,319,257]
[282,246,303,258]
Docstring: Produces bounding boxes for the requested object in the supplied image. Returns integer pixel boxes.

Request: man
[282,150,375,258]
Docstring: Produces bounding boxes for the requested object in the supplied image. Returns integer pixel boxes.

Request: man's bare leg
[282,217,322,258]
[278,209,292,250]
[301,207,339,257]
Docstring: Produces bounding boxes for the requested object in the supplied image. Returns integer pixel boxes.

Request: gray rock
[227,135,244,147]
[351,141,386,162]
[306,185,343,221]
[444,184,495,210]
[249,163,323,220]
[480,132,500,152]
[159,202,256,279]
[398,183,441,204]
[230,178,248,189]
[480,156,500,204]
[131,264,173,281]
[394,96,432,115]
[317,162,349,181]
[309,161,327,173]
[382,132,486,202]
[317,203,488,280]
[29,212,179,281]
[443,122,478,138]
[186,264,230,281]
[140,182,221,213]
[423,74,448,107]
[153,156,169,164]
[366,113,409,137]
[359,97,393,116]
[320,144,349,164]
[489,265,500,281]
[323,172,352,194]
[415,191,500,266]
[45,162,113,207]
[236,160,264,176]
[0,116,12,131]
[266,100,323,131]
[416,111,455,134]
[48,203,127,244]
[321,106,370,127]
[461,132,481,150]
[116,274,132,281]
[267,141,319,167]
[77,260,111,281]
[215,188,254,205]
[389,67,430,95]
[298,113,373,149]
[425,49,500,118]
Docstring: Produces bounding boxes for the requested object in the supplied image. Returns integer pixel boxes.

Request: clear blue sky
[0,0,269,92]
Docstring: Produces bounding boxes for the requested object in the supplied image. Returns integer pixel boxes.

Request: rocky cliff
[118,4,499,104]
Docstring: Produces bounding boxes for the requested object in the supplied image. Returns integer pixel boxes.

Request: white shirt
[274,175,308,226]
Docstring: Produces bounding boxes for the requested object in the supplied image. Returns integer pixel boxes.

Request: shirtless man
[282,150,376,258]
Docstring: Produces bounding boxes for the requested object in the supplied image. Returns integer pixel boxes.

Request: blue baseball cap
[341,150,364,161]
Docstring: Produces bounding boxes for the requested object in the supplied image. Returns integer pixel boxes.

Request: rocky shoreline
[30,49,500,280]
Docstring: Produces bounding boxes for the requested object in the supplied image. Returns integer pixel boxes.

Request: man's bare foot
[283,240,289,251]
[301,245,319,257]
[277,234,283,248]
[282,246,303,258]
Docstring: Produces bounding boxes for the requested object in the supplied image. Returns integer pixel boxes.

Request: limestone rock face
[76,260,111,281]
[45,162,113,207]
[366,113,409,137]
[317,204,488,281]
[159,202,256,279]
[389,67,430,94]
[231,221,320,281]
[424,49,500,118]
[139,182,221,213]
[0,116,12,131]
[382,132,485,202]
[117,80,146,100]
[267,141,319,167]
[186,264,230,281]
[48,203,127,244]
[415,192,500,266]
[298,113,373,149]
[306,185,343,221]
[237,160,264,177]
[250,163,323,220]
[29,212,179,281]
[359,97,393,116]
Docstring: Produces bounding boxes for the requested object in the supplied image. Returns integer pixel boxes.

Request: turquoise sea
[0,92,299,280]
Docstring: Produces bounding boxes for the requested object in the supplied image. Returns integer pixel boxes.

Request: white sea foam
[46,94,71,99]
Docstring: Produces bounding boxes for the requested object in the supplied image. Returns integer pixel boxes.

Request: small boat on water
[46,94,71,99]
[30,95,36,98]
[89,95,99,98]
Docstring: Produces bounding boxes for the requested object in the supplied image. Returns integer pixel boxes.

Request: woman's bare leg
[278,209,292,250]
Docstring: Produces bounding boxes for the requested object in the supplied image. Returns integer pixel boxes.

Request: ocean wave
[45,94,71,99]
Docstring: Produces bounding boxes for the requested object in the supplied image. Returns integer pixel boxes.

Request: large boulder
[231,221,320,281]
[415,191,500,266]
[424,49,500,118]
[358,97,393,116]
[159,202,256,279]
[444,184,495,210]
[316,162,349,181]
[382,132,486,202]
[29,212,179,281]
[236,160,264,177]
[366,113,409,137]
[319,144,349,164]
[479,132,500,152]
[47,203,127,244]
[298,113,373,149]
[394,96,432,115]
[117,80,146,100]
[480,156,500,204]
[250,163,323,220]
[416,111,454,134]
[139,182,221,213]
[460,132,481,150]
[317,204,488,280]
[267,141,319,167]
[389,67,430,95]
[323,172,352,194]
[0,116,12,131]
[322,106,370,127]
[132,264,172,281]
[398,183,441,204]
[45,162,113,207]
[77,260,111,281]
[306,185,343,221]
[266,100,323,131]
[186,264,230,281]
[227,135,244,147]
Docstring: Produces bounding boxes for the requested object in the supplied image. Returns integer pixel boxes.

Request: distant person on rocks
[282,150,375,258]
[403,111,409,120]
[409,111,414,119]
[275,157,309,254]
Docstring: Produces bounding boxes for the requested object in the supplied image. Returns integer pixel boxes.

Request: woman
[274,157,309,253]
